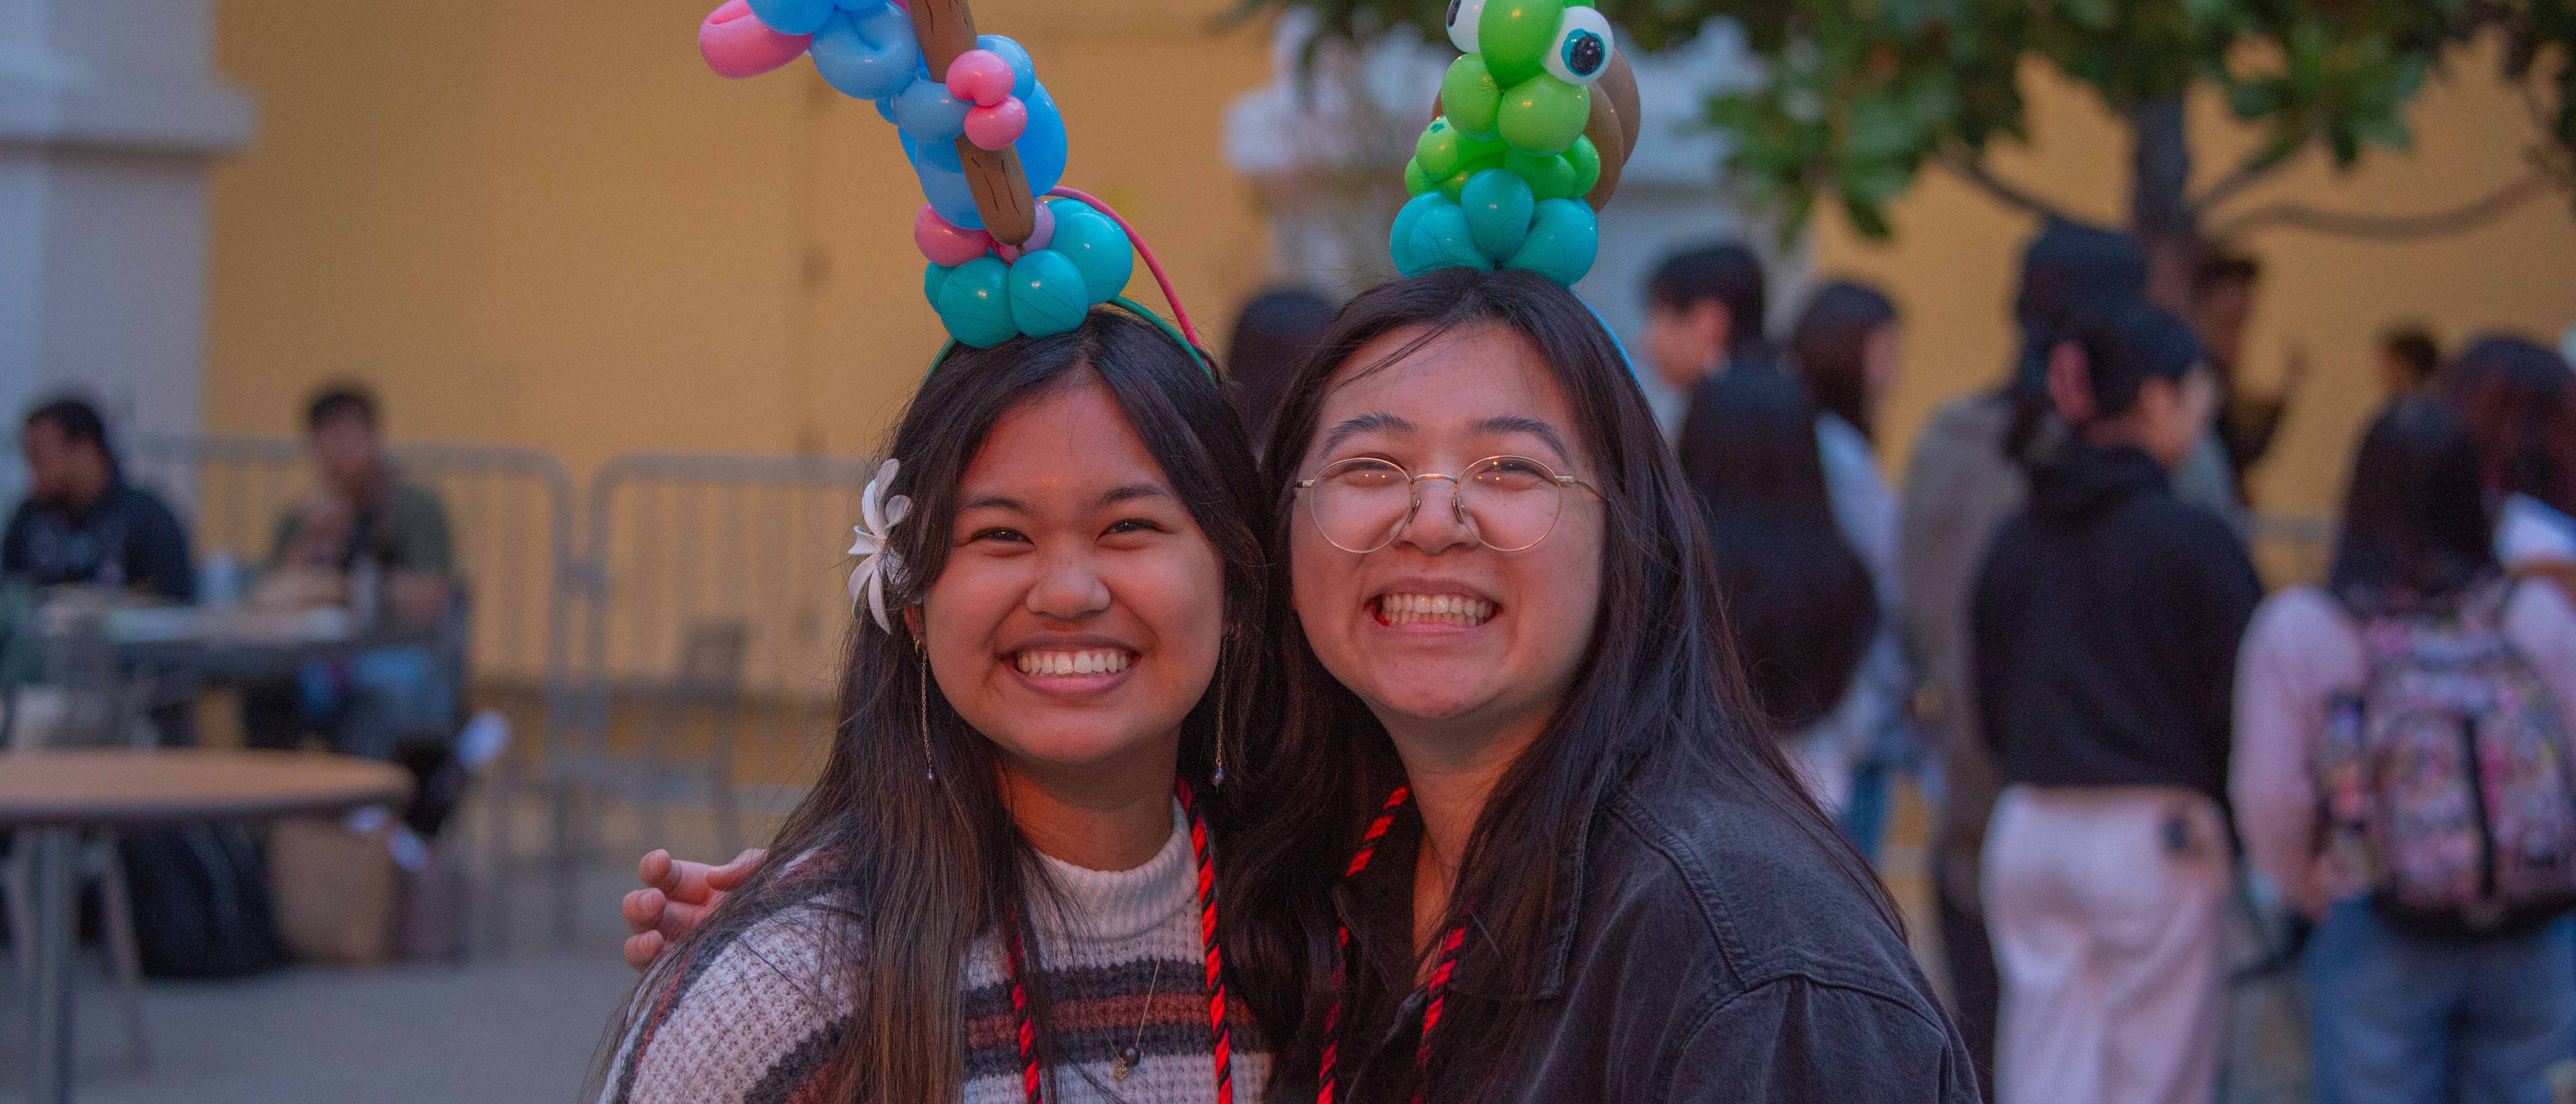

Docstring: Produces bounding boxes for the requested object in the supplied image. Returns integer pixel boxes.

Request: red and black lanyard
[1316,786,1472,1104]
[1001,779,1236,1104]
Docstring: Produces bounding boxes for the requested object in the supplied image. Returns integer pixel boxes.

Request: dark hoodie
[1969,442,2262,804]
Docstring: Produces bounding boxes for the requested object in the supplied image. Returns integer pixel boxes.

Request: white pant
[1983,786,2229,1104]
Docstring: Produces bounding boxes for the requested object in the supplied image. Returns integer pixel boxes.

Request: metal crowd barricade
[543,451,877,940]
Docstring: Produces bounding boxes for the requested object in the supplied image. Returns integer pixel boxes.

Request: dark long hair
[2449,334,2576,517]
[1228,268,1894,1101]
[1224,286,1340,445]
[1678,369,1880,730]
[594,309,1285,1104]
[2329,396,2498,613]
[1788,281,1897,442]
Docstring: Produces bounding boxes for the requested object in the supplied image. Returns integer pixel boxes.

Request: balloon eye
[1447,0,1487,55]
[1544,7,1614,85]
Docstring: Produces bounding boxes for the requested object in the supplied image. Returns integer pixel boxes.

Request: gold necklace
[1110,956,1163,1082]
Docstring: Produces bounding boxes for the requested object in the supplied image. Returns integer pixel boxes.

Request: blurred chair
[2,614,156,1070]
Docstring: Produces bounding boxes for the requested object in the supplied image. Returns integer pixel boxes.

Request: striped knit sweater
[599,804,1270,1104]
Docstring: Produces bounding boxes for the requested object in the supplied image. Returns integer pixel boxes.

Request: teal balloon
[1459,169,1535,261]
[1504,198,1597,287]
[923,262,949,306]
[936,257,1018,347]
[1394,199,1491,278]
[1047,209,1132,305]
[1008,250,1089,337]
[1391,191,1444,258]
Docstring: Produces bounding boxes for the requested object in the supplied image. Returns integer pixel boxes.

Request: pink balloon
[914,205,994,267]
[699,0,812,79]
[963,97,1028,151]
[945,50,1016,107]
[1021,202,1058,253]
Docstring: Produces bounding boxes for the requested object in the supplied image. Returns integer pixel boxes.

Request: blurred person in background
[1972,301,2260,1104]
[2380,324,2443,401]
[1678,369,1882,818]
[1641,242,1776,442]
[2448,336,2576,579]
[241,383,460,789]
[1898,218,2150,1092]
[2190,248,2300,492]
[1221,285,1338,445]
[1786,280,1915,858]
[4,396,195,603]
[2234,396,2576,1104]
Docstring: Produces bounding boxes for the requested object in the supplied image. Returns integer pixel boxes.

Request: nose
[1025,549,1112,622]
[1391,475,1478,555]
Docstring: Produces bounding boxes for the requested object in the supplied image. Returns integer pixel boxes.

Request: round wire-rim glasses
[1293,454,1592,554]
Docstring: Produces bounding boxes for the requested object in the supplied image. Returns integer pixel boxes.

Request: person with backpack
[1970,300,2261,1104]
[2233,396,2576,1104]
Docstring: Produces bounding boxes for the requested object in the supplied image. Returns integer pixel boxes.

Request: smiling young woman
[591,308,1289,1104]
[1230,268,1979,1104]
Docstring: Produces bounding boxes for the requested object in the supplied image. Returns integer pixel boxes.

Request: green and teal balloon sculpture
[1392,0,1639,286]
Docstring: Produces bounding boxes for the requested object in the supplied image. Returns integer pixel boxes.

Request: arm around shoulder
[600,904,856,1104]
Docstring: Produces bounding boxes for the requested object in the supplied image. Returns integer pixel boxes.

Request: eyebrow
[1318,412,1415,457]
[958,484,1172,515]
[1474,415,1575,464]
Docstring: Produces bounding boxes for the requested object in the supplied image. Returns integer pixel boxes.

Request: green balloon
[1415,118,1463,180]
[1568,136,1601,197]
[1441,56,1501,139]
[1506,148,1579,200]
[1008,250,1089,337]
[1400,200,1493,277]
[936,257,1017,348]
[1499,79,1589,156]
[1479,0,1568,88]
[1460,169,1535,260]
[1436,167,1476,202]
[1404,159,1434,196]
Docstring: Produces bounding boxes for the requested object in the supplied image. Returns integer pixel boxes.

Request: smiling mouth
[1371,593,1498,628]
[1012,648,1135,677]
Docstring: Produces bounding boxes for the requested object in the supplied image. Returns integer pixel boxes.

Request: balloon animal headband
[1393,0,1638,286]
[698,0,1206,356]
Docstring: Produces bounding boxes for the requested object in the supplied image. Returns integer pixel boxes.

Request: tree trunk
[2129,95,2197,310]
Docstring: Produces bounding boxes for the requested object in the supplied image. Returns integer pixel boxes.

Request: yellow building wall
[205,0,1275,475]
[1814,42,2576,520]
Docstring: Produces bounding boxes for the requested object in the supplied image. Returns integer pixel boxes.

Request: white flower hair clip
[848,459,913,633]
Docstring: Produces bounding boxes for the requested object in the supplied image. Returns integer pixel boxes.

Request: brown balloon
[906,0,1037,246]
[1582,51,1639,210]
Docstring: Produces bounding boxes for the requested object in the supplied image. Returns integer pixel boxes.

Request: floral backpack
[2320,581,2576,933]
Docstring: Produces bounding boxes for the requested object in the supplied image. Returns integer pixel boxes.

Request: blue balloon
[746,0,834,36]
[873,95,899,125]
[1012,82,1069,197]
[905,135,982,228]
[1008,250,1090,337]
[1047,208,1133,305]
[1391,191,1445,255]
[809,5,919,102]
[893,79,969,144]
[1395,200,1491,277]
[978,35,1038,100]
[833,0,887,9]
[924,262,949,306]
[1504,198,1599,287]
[936,258,1018,348]
[1459,169,1535,261]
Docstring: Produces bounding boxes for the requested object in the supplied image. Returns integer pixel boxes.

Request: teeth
[1378,593,1495,626]
[1014,649,1130,676]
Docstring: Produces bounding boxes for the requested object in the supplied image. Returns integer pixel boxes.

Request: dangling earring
[916,639,936,783]
[1211,660,1230,789]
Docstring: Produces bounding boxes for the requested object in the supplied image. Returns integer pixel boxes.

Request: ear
[900,603,925,645]
[2046,340,2095,424]
[1702,302,1733,354]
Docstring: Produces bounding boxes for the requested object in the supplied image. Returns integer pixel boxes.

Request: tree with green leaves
[1241,0,2575,300]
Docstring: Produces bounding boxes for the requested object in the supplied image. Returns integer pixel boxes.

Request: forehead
[1316,323,1581,446]
[959,373,1166,495]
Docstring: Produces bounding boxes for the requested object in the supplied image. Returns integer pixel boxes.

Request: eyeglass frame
[1291,454,1597,554]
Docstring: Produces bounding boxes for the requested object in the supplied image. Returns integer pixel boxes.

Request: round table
[1,749,410,1104]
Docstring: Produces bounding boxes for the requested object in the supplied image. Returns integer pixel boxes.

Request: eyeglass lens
[1305,457,1566,553]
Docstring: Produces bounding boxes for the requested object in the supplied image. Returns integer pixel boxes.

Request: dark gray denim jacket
[1304,762,1982,1103]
